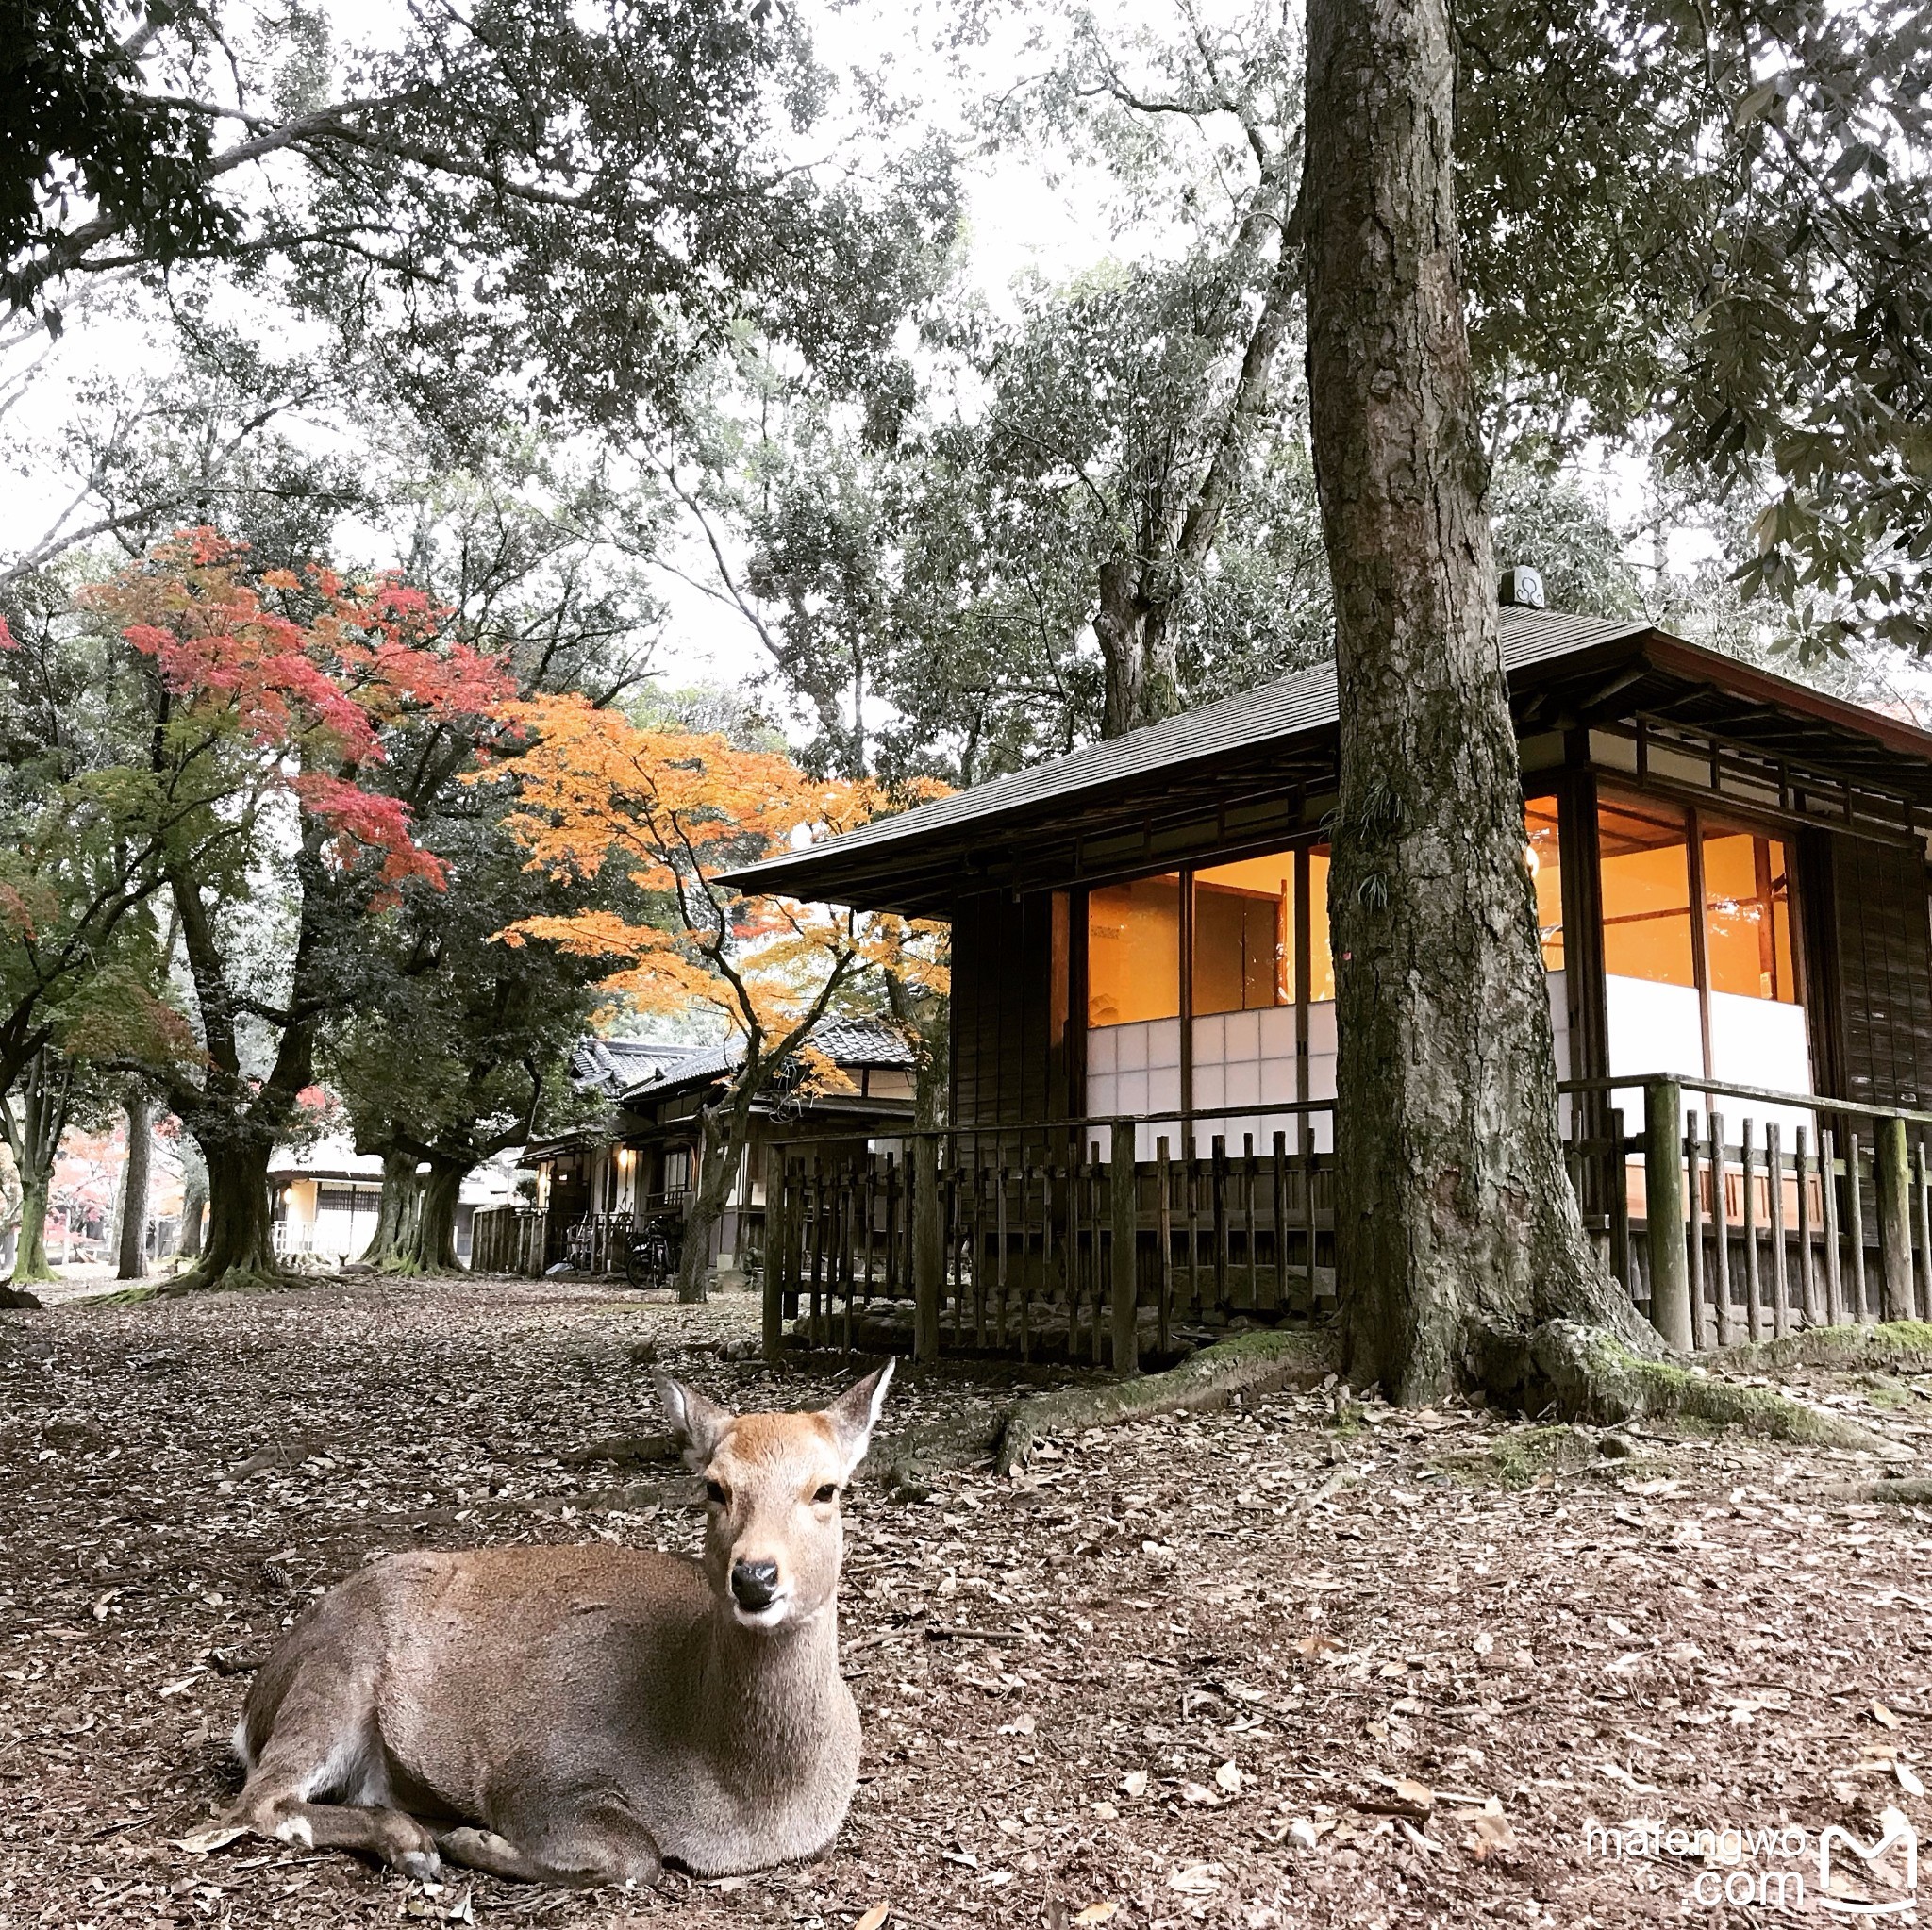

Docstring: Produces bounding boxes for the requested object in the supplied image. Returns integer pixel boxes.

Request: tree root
[1815,1477,1932,1505]
[856,1328,1334,1497]
[1491,1320,1888,1453]
[1719,1322,1932,1377]
[996,1328,1335,1476]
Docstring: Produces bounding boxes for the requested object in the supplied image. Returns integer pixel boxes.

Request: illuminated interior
[1192,854,1292,1013]
[1524,795,1564,969]
[1702,825,1796,1003]
[1087,873,1182,1026]
[1598,794,1695,987]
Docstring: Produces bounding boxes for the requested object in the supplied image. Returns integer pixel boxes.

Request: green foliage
[1,0,237,312]
[1456,0,1932,652]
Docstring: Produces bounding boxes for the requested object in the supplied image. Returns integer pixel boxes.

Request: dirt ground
[2,1277,1929,1929]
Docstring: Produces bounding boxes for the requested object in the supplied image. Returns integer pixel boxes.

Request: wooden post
[761,1147,787,1362]
[1740,1116,1761,1342]
[1875,1113,1915,1323]
[1709,1111,1732,1348]
[1845,1128,1870,1323]
[1795,1126,1816,1324]
[1156,1137,1174,1357]
[1109,1118,1140,1377]
[1821,1128,1843,1325]
[1643,1080,1692,1351]
[1766,1123,1788,1339]
[1686,1110,1707,1352]
[912,1134,943,1364]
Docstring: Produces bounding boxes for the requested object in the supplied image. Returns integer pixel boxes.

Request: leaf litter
[0,1275,1928,1925]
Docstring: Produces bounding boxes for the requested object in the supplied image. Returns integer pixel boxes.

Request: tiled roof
[613,1016,914,1105]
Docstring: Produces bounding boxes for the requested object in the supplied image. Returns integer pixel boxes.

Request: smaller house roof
[568,1037,713,1097]
[614,1017,914,1106]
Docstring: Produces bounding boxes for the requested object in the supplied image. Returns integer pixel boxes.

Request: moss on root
[1524,1320,1886,1452]
[1721,1322,1932,1377]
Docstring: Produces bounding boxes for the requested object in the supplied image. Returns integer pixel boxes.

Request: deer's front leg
[439,1804,662,1889]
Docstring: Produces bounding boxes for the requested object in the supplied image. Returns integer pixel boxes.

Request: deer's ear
[656,1374,733,1467]
[824,1358,894,1475]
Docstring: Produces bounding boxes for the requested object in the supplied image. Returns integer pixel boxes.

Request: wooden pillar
[761,1146,786,1363]
[1644,1079,1692,1351]
[912,1133,943,1363]
[1875,1113,1915,1323]
[1109,1118,1140,1376]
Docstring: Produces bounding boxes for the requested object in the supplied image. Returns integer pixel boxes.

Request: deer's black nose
[731,1559,781,1610]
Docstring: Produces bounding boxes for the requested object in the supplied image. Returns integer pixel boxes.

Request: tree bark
[360,1150,423,1268]
[1095,557,1181,740]
[178,1166,207,1260]
[411,1158,465,1273]
[167,1135,280,1293]
[116,1092,151,1280]
[1303,0,1649,1403]
[676,1099,750,1305]
[10,1172,52,1284]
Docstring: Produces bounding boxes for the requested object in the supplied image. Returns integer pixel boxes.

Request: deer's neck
[697,1604,847,1768]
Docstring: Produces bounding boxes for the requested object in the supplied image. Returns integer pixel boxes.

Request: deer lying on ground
[226,1363,892,1888]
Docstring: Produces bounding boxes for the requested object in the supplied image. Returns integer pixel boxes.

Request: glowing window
[1524,795,1564,970]
[1193,854,1292,1014]
[1308,846,1335,1002]
[1703,825,1796,1003]
[1598,796,1694,988]
[1087,873,1181,1027]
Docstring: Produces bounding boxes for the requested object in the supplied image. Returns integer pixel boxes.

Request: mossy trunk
[410,1160,465,1274]
[1304,0,1652,1403]
[360,1151,422,1268]
[167,1136,280,1293]
[10,1173,52,1285]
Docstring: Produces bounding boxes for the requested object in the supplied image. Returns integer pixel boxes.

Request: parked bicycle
[625,1212,683,1290]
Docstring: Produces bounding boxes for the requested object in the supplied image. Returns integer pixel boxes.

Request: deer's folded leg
[439,1806,662,1889]
[237,1792,441,1879]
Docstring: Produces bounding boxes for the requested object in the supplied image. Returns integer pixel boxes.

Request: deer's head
[657,1362,893,1632]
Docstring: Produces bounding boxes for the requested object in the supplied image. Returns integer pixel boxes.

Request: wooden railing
[764,1102,1336,1370]
[762,1079,1932,1368]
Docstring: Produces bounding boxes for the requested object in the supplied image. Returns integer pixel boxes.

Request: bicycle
[624,1214,682,1290]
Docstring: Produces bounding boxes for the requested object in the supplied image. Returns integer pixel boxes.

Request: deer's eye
[814,1483,839,1506]
[705,1479,728,1506]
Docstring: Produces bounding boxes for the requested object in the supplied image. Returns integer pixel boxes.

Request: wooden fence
[469,1207,635,1277]
[763,1077,1932,1368]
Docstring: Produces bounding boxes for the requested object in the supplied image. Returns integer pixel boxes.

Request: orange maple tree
[484,690,946,1300]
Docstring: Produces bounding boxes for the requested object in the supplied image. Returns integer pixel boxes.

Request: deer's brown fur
[226,1364,892,1888]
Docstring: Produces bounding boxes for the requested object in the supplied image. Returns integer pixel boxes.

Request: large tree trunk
[116,1092,151,1280]
[360,1151,423,1268]
[168,1136,280,1293]
[410,1158,466,1274]
[1304,0,1648,1404]
[178,1164,206,1260]
[10,1171,52,1284]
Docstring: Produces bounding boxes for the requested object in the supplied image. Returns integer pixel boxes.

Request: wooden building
[491,1021,917,1281]
[723,607,1932,1360]
[732,608,1932,1154]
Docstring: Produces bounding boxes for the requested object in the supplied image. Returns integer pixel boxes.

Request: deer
[225,1361,893,1888]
